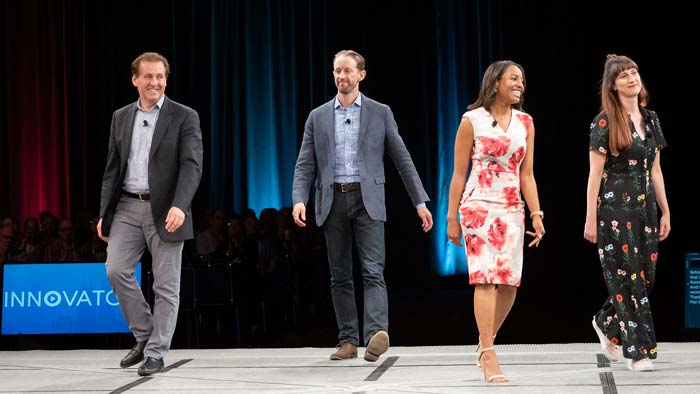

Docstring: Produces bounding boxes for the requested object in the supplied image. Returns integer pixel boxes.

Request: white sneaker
[592,318,620,362]
[627,358,654,372]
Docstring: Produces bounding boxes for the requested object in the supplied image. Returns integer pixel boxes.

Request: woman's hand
[659,214,671,241]
[447,217,463,246]
[583,217,597,244]
[526,216,545,247]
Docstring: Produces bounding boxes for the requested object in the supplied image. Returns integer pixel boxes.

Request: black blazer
[99,96,203,242]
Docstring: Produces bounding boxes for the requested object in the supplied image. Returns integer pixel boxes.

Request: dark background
[1,0,697,349]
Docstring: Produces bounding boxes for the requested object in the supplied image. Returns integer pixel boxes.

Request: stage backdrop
[1,0,698,344]
[1,0,500,277]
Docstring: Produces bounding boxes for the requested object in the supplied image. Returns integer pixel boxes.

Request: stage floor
[1,343,699,393]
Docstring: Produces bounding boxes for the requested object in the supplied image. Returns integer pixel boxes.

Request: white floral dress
[459,107,531,286]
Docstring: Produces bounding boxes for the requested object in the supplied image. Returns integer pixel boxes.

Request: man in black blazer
[97,52,203,376]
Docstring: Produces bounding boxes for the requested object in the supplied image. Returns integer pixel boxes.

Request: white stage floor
[1,343,699,393]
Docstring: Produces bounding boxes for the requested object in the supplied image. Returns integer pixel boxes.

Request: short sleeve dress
[459,107,532,287]
[589,108,667,361]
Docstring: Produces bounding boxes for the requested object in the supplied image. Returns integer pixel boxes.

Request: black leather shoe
[120,341,147,368]
[137,357,164,376]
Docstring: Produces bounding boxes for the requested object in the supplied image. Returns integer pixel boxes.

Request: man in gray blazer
[97,52,203,376]
[292,50,433,362]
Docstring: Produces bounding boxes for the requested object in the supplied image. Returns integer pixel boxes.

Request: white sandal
[475,335,496,368]
[627,358,654,372]
[592,318,620,362]
[477,347,509,383]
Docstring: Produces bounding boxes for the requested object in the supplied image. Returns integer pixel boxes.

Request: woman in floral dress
[447,60,545,383]
[584,55,670,372]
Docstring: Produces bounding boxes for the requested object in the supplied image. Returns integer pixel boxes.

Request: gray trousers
[105,196,183,359]
[323,188,387,346]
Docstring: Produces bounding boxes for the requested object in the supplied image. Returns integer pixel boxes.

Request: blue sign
[685,253,700,329]
[2,262,140,334]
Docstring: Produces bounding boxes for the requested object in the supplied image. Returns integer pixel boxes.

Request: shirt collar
[334,93,362,109]
[136,94,165,112]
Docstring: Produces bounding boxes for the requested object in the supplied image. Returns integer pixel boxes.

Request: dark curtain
[1,0,86,221]
[1,0,497,277]
[430,0,501,275]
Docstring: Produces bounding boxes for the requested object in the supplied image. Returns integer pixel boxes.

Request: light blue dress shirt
[123,94,164,193]
[333,94,425,209]
[333,95,362,183]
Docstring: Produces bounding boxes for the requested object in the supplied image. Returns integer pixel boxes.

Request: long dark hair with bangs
[468,60,525,111]
[601,54,649,155]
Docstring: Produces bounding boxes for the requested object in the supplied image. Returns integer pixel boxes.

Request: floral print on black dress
[589,108,667,361]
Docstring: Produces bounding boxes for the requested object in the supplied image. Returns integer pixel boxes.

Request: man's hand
[96,218,109,242]
[292,203,307,227]
[165,207,186,233]
[417,207,433,232]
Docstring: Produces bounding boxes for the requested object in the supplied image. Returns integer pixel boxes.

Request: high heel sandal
[475,335,496,368]
[477,347,508,383]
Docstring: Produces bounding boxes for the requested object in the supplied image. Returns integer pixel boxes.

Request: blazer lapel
[150,96,173,159]
[358,94,370,149]
[120,104,137,165]
[324,98,336,163]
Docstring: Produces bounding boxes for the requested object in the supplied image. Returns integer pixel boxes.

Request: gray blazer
[292,94,429,226]
[99,96,203,241]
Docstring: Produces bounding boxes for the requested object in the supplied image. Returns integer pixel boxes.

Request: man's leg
[105,197,151,343]
[323,191,359,347]
[348,191,387,345]
[143,206,183,360]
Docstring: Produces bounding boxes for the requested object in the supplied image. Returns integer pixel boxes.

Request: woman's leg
[474,284,508,382]
[493,285,517,337]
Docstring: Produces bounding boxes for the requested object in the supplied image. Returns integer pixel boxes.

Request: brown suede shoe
[330,342,358,360]
[364,330,389,362]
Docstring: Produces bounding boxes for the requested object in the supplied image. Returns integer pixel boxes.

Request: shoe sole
[120,355,144,369]
[137,368,164,376]
[592,319,619,362]
[627,359,654,372]
[330,353,357,360]
[364,331,389,362]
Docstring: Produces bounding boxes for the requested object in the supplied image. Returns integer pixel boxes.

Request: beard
[335,79,356,94]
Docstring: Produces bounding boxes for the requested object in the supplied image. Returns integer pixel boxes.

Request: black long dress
[589,107,667,361]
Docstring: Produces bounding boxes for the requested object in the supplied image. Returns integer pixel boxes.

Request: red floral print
[459,108,531,288]
[502,186,520,209]
[487,217,507,251]
[486,160,507,176]
[477,168,494,188]
[508,146,525,172]
[478,135,510,157]
[460,205,489,229]
[491,257,513,283]
[466,234,486,256]
[516,113,532,134]
[469,270,486,284]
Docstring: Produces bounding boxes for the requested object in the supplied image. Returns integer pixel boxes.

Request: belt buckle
[341,183,348,193]
[137,192,144,201]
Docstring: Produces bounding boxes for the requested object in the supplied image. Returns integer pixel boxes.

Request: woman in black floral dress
[584,55,671,372]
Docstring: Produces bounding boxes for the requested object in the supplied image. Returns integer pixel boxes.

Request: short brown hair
[131,52,170,77]
[333,50,366,71]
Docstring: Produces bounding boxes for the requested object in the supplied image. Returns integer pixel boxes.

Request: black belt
[334,182,360,192]
[122,190,150,201]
